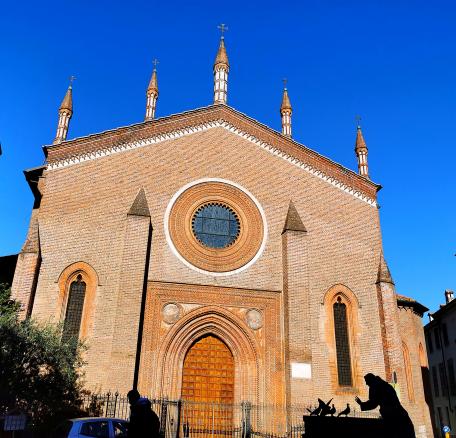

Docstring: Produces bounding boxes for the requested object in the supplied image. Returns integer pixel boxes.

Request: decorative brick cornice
[396,294,429,317]
[43,105,381,206]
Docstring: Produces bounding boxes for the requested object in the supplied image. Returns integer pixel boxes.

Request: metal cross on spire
[218,23,228,38]
[283,78,288,89]
[69,75,76,88]
[152,58,159,70]
[355,115,362,129]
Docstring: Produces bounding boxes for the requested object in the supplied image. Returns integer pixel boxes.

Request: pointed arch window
[324,285,359,390]
[62,274,86,343]
[333,297,353,386]
[402,342,415,402]
[57,262,98,343]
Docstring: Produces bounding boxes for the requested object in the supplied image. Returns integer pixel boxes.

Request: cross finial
[283,78,288,90]
[218,23,228,39]
[69,75,76,88]
[355,115,362,129]
[152,58,159,71]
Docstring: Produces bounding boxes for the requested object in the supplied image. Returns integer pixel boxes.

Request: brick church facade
[12,35,433,436]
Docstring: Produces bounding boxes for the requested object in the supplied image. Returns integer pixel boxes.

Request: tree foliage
[0,283,87,432]
[0,282,20,317]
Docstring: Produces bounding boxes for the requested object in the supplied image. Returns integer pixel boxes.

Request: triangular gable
[43,105,380,206]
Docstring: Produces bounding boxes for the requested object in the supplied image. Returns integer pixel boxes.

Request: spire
[282,201,306,234]
[354,117,369,178]
[145,59,159,121]
[53,77,74,144]
[355,125,367,151]
[280,80,292,137]
[59,85,73,113]
[213,24,230,104]
[376,251,394,285]
[148,69,158,93]
[281,88,292,111]
[214,37,230,67]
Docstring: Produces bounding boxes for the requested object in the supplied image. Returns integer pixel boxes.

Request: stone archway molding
[322,283,360,308]
[156,305,260,404]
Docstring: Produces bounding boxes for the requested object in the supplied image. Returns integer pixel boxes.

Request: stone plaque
[246,309,263,330]
[291,362,311,379]
[162,303,181,324]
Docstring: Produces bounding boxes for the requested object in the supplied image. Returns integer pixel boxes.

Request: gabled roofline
[43,105,217,158]
[42,104,381,203]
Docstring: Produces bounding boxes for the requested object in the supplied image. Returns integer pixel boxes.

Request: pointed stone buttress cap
[128,189,151,217]
[22,217,40,254]
[376,251,394,285]
[282,201,307,234]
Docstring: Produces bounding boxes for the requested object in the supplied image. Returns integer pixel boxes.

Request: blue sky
[0,0,454,314]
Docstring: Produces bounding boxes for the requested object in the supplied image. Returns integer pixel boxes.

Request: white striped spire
[145,59,159,121]
[53,77,74,144]
[355,119,369,178]
[213,24,230,104]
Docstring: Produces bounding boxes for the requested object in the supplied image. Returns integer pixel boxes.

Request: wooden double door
[181,335,235,435]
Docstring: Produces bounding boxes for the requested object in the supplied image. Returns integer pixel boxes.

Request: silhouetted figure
[355,373,415,438]
[337,403,350,417]
[127,389,160,438]
[328,404,336,416]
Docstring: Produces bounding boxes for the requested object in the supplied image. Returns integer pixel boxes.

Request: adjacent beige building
[425,290,456,436]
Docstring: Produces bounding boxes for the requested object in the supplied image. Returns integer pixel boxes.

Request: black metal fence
[81,394,380,438]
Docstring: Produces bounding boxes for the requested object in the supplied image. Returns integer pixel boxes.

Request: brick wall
[11,118,431,434]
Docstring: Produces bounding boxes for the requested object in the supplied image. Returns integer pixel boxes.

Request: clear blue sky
[0,0,454,314]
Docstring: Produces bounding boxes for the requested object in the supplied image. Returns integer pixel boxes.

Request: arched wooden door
[181,335,235,436]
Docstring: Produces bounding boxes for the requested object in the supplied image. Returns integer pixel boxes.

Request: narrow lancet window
[62,274,86,343]
[403,343,415,401]
[333,297,352,386]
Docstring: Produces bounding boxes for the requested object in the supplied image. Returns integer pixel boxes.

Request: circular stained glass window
[192,203,240,249]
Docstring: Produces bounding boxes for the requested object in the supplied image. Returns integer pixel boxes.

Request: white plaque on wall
[291,362,311,379]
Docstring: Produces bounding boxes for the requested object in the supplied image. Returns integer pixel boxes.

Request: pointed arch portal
[157,306,259,403]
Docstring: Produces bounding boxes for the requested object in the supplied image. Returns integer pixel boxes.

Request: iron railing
[80,394,380,438]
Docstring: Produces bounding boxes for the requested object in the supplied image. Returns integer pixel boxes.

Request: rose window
[192,203,240,249]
